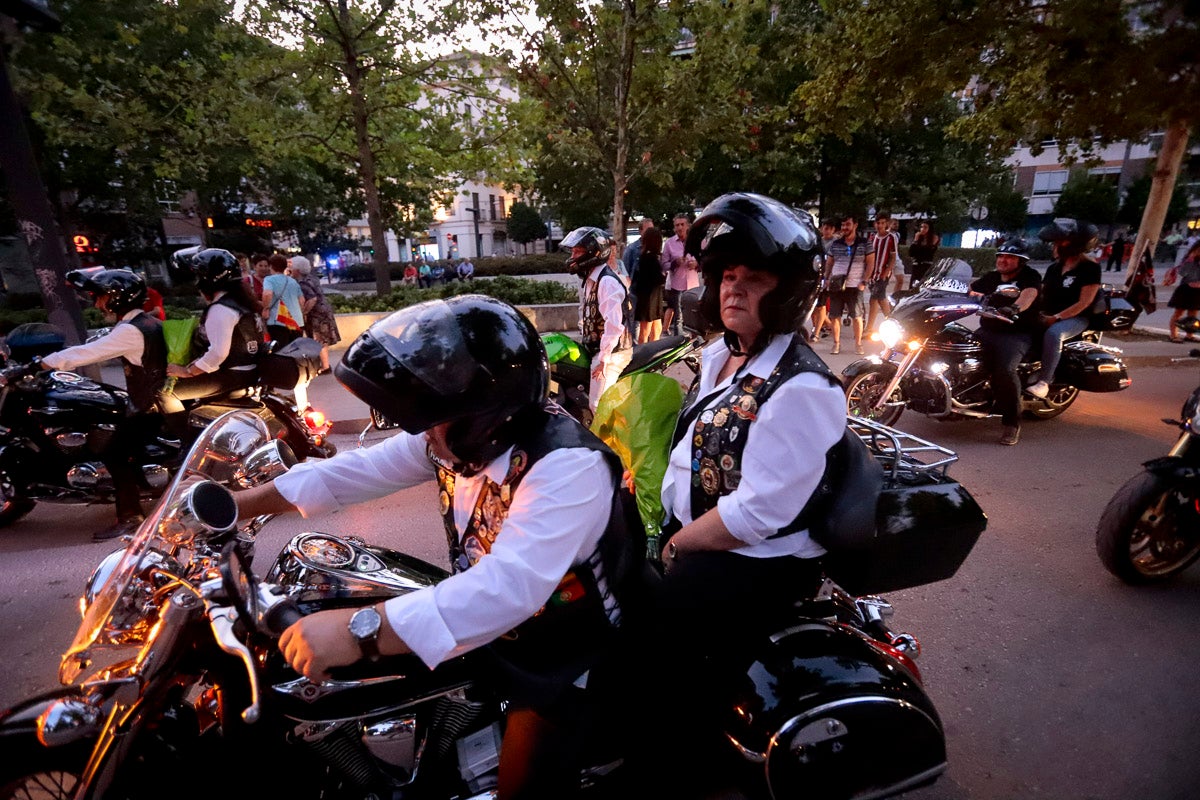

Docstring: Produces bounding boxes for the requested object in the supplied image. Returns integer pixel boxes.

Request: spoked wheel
[1096,471,1200,583]
[844,371,905,427]
[0,469,35,528]
[1023,384,1079,420]
[0,737,90,800]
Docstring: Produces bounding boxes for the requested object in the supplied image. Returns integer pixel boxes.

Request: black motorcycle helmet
[188,248,243,295]
[995,242,1030,262]
[1038,218,1099,259]
[335,295,550,471]
[66,268,147,315]
[685,192,821,345]
[561,227,613,277]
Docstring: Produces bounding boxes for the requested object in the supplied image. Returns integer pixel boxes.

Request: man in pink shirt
[660,213,700,335]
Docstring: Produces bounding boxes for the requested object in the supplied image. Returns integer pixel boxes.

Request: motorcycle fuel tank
[37,372,127,417]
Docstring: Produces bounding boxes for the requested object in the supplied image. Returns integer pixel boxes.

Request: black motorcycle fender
[723,620,946,798]
[1141,453,1200,479]
[840,357,898,384]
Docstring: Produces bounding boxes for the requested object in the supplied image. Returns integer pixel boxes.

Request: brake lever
[208,605,263,723]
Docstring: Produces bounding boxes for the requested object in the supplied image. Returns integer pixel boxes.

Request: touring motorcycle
[1096,342,1200,583]
[0,323,334,527]
[843,259,1136,427]
[0,409,986,799]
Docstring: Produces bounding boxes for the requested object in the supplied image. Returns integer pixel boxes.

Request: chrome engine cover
[266,532,448,604]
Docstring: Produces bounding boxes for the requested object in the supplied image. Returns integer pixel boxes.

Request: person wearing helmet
[234,295,640,798]
[625,193,847,793]
[161,248,268,428]
[43,268,168,539]
[1027,218,1103,399]
[562,226,634,412]
[969,243,1043,445]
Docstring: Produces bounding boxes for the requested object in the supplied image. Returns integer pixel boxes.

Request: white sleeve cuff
[274,463,344,518]
[382,590,460,669]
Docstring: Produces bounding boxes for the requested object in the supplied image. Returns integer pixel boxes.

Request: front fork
[869,344,925,412]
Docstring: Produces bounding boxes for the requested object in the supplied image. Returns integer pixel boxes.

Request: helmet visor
[367,300,475,395]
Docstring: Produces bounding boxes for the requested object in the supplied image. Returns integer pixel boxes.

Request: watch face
[349,607,381,639]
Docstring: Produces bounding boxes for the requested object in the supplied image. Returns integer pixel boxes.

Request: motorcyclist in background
[234,295,639,800]
[1026,218,1102,400]
[969,242,1042,446]
[41,268,167,539]
[161,248,267,434]
[561,226,633,412]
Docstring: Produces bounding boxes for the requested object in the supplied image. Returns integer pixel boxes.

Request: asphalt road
[1,360,1199,799]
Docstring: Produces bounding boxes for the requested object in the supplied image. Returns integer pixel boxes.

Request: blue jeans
[1036,316,1089,384]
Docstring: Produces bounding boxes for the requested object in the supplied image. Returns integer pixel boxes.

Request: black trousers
[101,413,162,521]
[976,326,1034,427]
[498,688,590,800]
[618,550,824,795]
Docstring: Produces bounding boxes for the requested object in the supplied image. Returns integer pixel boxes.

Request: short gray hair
[289,255,312,276]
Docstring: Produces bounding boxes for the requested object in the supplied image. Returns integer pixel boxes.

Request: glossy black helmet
[335,295,550,470]
[685,192,821,338]
[1037,218,1099,258]
[995,241,1030,262]
[561,227,613,277]
[67,267,147,315]
[188,248,242,295]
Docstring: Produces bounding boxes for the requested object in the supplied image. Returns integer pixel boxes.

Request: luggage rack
[847,417,958,484]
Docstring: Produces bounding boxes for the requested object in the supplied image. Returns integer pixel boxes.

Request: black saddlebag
[726,621,947,799]
[809,420,986,596]
[259,336,323,388]
[1088,290,1139,332]
[1053,340,1130,393]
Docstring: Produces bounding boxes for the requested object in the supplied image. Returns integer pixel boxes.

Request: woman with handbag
[290,255,341,372]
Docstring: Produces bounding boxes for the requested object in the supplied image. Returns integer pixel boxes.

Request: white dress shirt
[191,293,247,373]
[275,431,612,669]
[581,263,627,366]
[661,332,845,559]
[41,309,146,371]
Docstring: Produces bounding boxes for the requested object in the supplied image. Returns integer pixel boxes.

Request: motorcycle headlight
[878,319,905,350]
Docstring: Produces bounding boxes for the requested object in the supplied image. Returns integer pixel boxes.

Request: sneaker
[831,344,841,355]
[1026,380,1049,399]
[999,426,1021,446]
[93,515,145,541]
[855,344,865,355]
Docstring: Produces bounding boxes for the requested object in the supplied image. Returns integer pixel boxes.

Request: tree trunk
[609,0,636,248]
[1125,119,1190,285]
[340,1,392,296]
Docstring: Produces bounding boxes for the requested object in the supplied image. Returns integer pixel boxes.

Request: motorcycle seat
[622,335,689,375]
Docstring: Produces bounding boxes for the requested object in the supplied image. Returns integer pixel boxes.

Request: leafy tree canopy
[1052,174,1120,226]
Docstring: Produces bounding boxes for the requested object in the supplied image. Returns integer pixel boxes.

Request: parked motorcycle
[1096,344,1200,583]
[0,410,986,799]
[843,258,1136,427]
[0,323,334,527]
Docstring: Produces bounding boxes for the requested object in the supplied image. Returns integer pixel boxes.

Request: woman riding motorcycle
[623,192,846,795]
[1027,218,1102,399]
[161,248,268,432]
[233,295,639,799]
[41,268,167,539]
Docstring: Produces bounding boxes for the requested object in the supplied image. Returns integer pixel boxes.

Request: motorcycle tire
[1022,384,1079,420]
[0,734,90,800]
[0,470,34,528]
[1096,471,1200,584]
[844,371,904,427]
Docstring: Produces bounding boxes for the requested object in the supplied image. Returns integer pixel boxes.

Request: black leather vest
[194,295,266,368]
[122,312,167,413]
[672,336,839,538]
[432,406,640,691]
[580,267,632,356]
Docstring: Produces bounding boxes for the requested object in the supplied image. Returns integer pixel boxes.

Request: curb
[330,418,372,435]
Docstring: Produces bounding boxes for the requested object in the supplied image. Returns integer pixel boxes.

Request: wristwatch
[348,606,382,661]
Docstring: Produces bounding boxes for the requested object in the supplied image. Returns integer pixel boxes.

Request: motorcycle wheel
[1023,384,1079,420]
[844,371,904,427]
[1096,471,1200,583]
[0,737,90,800]
[0,469,35,528]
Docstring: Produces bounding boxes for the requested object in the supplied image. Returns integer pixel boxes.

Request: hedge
[334,253,567,283]
[328,275,576,313]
